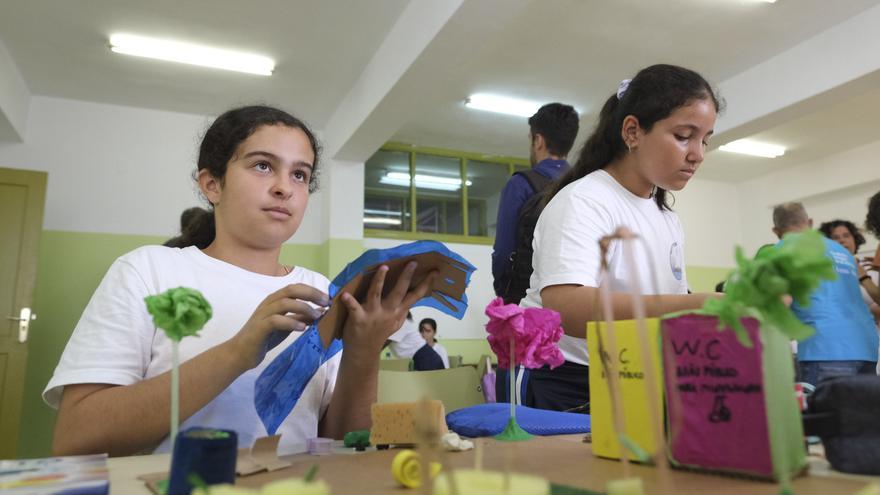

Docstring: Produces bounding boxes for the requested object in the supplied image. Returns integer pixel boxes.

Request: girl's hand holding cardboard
[338,261,437,354]
[230,283,330,370]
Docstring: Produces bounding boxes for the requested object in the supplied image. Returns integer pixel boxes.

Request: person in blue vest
[772,202,879,385]
[492,102,579,404]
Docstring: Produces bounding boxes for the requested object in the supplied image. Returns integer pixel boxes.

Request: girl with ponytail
[47,105,434,456]
[520,65,723,413]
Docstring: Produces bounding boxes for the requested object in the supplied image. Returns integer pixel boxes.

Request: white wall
[0,96,325,244]
[674,177,743,267]
[320,158,365,241]
[738,139,880,257]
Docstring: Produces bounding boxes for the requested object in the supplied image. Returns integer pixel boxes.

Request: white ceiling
[2,0,880,183]
[0,0,409,127]
[392,0,880,156]
[701,82,880,181]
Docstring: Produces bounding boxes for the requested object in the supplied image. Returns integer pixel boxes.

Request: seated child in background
[412,318,449,371]
[384,312,424,359]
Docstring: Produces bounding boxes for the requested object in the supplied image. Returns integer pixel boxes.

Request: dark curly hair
[818,219,865,253]
[169,105,321,249]
[867,191,880,240]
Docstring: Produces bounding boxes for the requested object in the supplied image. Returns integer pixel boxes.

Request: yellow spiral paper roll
[391,449,441,489]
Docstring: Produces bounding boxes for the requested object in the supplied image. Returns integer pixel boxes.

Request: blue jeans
[798,360,876,386]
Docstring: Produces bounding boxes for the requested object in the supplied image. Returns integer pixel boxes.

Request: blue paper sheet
[255,240,476,435]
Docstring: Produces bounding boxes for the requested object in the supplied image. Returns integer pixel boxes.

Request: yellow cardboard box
[587,318,663,461]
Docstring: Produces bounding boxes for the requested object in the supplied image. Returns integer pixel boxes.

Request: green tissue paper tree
[145,287,213,449]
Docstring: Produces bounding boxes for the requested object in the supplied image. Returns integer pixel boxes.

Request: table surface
[108,435,877,495]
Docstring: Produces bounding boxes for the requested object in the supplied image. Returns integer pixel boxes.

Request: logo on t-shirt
[669,242,684,281]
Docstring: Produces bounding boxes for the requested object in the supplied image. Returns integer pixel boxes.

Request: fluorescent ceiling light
[718,139,785,158]
[364,208,408,217]
[109,33,274,76]
[464,93,542,118]
[380,171,472,191]
[363,217,402,226]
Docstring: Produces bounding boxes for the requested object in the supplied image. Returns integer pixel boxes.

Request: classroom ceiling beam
[713,4,880,146]
[320,0,531,163]
[0,38,31,142]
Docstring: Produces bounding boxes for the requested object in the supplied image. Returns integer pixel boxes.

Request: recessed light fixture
[380,171,472,191]
[109,33,275,76]
[718,139,786,158]
[363,217,402,226]
[464,93,542,118]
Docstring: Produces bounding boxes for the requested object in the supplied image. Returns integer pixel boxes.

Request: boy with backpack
[492,103,579,304]
[491,102,579,403]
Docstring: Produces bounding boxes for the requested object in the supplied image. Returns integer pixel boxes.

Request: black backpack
[804,375,880,475]
[495,170,553,305]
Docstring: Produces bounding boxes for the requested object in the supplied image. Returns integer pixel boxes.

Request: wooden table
[108,435,876,494]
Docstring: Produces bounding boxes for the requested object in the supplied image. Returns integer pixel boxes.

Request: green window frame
[364,142,529,245]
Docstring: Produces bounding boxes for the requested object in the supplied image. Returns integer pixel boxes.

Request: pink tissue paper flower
[485,297,565,369]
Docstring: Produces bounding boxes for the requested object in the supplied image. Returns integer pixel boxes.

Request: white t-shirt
[521,169,688,366]
[387,318,424,359]
[432,342,450,369]
[44,245,340,455]
[860,266,879,318]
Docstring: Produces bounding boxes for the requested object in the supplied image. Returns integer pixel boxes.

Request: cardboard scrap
[236,435,291,476]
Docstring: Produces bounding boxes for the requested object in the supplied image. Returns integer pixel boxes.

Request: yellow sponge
[370,400,448,446]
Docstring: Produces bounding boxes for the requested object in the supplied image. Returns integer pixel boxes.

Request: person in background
[773,203,878,385]
[866,191,880,269]
[492,102,580,295]
[819,219,880,318]
[163,207,210,248]
[384,312,424,359]
[520,64,722,412]
[492,103,579,405]
[412,318,449,370]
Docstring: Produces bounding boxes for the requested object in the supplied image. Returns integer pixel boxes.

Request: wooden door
[0,167,46,458]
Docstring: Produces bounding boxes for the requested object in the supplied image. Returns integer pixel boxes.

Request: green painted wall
[324,239,366,275]
[686,265,733,293]
[440,339,495,365]
[16,230,729,458]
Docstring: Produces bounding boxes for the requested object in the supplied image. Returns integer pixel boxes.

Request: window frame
[363,142,529,245]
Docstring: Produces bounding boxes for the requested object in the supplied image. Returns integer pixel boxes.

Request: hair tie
[617,79,632,100]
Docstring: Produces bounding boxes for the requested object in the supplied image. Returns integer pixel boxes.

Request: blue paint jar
[167,428,238,495]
